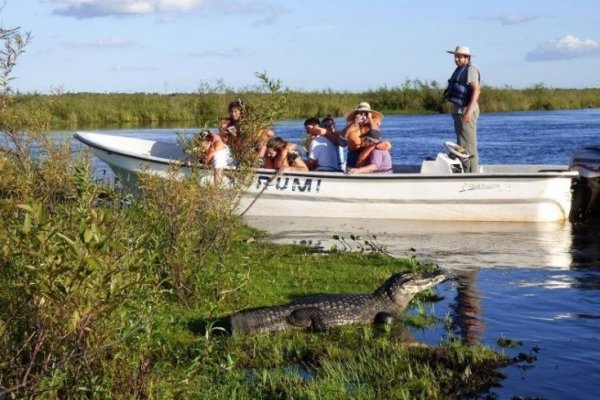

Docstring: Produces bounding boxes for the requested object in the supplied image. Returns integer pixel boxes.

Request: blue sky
[2,0,600,93]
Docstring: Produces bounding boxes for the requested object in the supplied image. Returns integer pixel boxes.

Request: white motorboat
[74,131,579,223]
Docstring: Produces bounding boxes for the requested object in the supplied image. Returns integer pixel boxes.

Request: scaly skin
[229,271,446,334]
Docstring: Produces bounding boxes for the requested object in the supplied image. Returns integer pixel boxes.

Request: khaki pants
[452,106,480,173]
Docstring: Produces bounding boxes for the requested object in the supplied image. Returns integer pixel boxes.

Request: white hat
[345,102,384,122]
[446,45,472,57]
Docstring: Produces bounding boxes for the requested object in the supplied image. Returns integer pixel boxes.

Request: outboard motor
[569,146,600,221]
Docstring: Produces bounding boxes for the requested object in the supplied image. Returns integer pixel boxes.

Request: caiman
[228,271,446,334]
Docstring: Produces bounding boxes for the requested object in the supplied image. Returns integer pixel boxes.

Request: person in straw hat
[347,129,392,174]
[339,102,386,169]
[444,45,481,172]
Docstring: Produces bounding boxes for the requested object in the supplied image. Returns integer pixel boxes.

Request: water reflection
[571,221,600,268]
[244,217,575,269]
[451,271,485,345]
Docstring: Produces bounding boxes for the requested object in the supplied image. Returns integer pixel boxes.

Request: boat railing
[480,164,570,174]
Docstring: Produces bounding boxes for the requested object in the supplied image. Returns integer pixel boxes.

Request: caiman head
[374,271,447,305]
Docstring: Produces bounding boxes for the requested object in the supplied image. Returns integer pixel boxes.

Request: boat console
[420,141,470,174]
[420,153,465,174]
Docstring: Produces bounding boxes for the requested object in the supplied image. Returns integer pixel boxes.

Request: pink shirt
[369,149,392,172]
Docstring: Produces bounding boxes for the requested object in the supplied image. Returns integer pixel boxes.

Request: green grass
[126,236,511,400]
[0,173,513,398]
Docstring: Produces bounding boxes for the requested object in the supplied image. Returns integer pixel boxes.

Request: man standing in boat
[444,45,481,173]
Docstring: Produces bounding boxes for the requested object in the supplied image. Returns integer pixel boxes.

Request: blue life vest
[445,64,479,107]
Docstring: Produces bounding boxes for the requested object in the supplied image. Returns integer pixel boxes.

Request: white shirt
[308,136,338,171]
[212,146,236,169]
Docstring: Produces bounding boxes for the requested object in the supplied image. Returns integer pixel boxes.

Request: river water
[76,109,600,399]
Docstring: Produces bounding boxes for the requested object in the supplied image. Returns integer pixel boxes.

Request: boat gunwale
[74,132,579,180]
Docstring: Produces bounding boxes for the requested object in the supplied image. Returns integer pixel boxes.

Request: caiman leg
[374,312,396,324]
[287,308,328,332]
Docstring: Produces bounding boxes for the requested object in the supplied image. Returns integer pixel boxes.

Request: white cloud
[218,1,286,25]
[43,0,285,24]
[189,48,246,58]
[496,13,537,25]
[526,34,600,61]
[69,36,135,48]
[44,0,211,18]
[300,24,344,33]
[109,64,159,72]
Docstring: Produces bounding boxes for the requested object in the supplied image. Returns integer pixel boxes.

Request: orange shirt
[346,124,361,151]
[345,115,382,151]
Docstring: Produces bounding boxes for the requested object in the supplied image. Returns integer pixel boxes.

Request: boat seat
[392,164,421,173]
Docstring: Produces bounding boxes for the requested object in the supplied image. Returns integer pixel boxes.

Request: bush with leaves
[0,14,292,396]
[1,41,161,392]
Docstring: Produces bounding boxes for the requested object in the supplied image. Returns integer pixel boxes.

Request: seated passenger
[255,127,275,160]
[187,129,211,163]
[319,115,346,171]
[263,137,308,172]
[302,117,321,155]
[219,98,274,163]
[347,130,392,174]
[219,99,243,143]
[355,135,392,168]
[304,118,339,171]
[339,102,383,168]
[203,130,237,183]
[303,116,348,168]
[320,116,346,144]
[310,115,348,149]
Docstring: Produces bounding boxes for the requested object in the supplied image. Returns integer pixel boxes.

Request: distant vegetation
[12,80,600,128]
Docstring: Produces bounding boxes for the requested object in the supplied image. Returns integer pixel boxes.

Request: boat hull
[239,171,573,222]
[75,131,577,223]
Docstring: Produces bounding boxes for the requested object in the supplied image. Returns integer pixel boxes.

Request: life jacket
[445,64,479,107]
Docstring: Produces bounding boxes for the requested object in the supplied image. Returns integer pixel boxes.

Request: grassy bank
[12,83,600,128]
[0,177,515,398]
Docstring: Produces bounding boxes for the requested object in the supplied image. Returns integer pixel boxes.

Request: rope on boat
[239,168,284,217]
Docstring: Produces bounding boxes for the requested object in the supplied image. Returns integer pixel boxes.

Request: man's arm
[348,163,377,174]
[306,158,318,170]
[463,68,481,123]
[307,126,347,147]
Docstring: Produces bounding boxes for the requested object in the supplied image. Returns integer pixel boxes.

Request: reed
[13,82,600,128]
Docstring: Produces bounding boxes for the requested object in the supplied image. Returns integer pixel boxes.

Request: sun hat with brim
[446,45,472,57]
[363,129,382,143]
[345,102,384,122]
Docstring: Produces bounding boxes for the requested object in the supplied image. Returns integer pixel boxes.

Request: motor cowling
[570,146,600,179]
[569,146,600,221]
